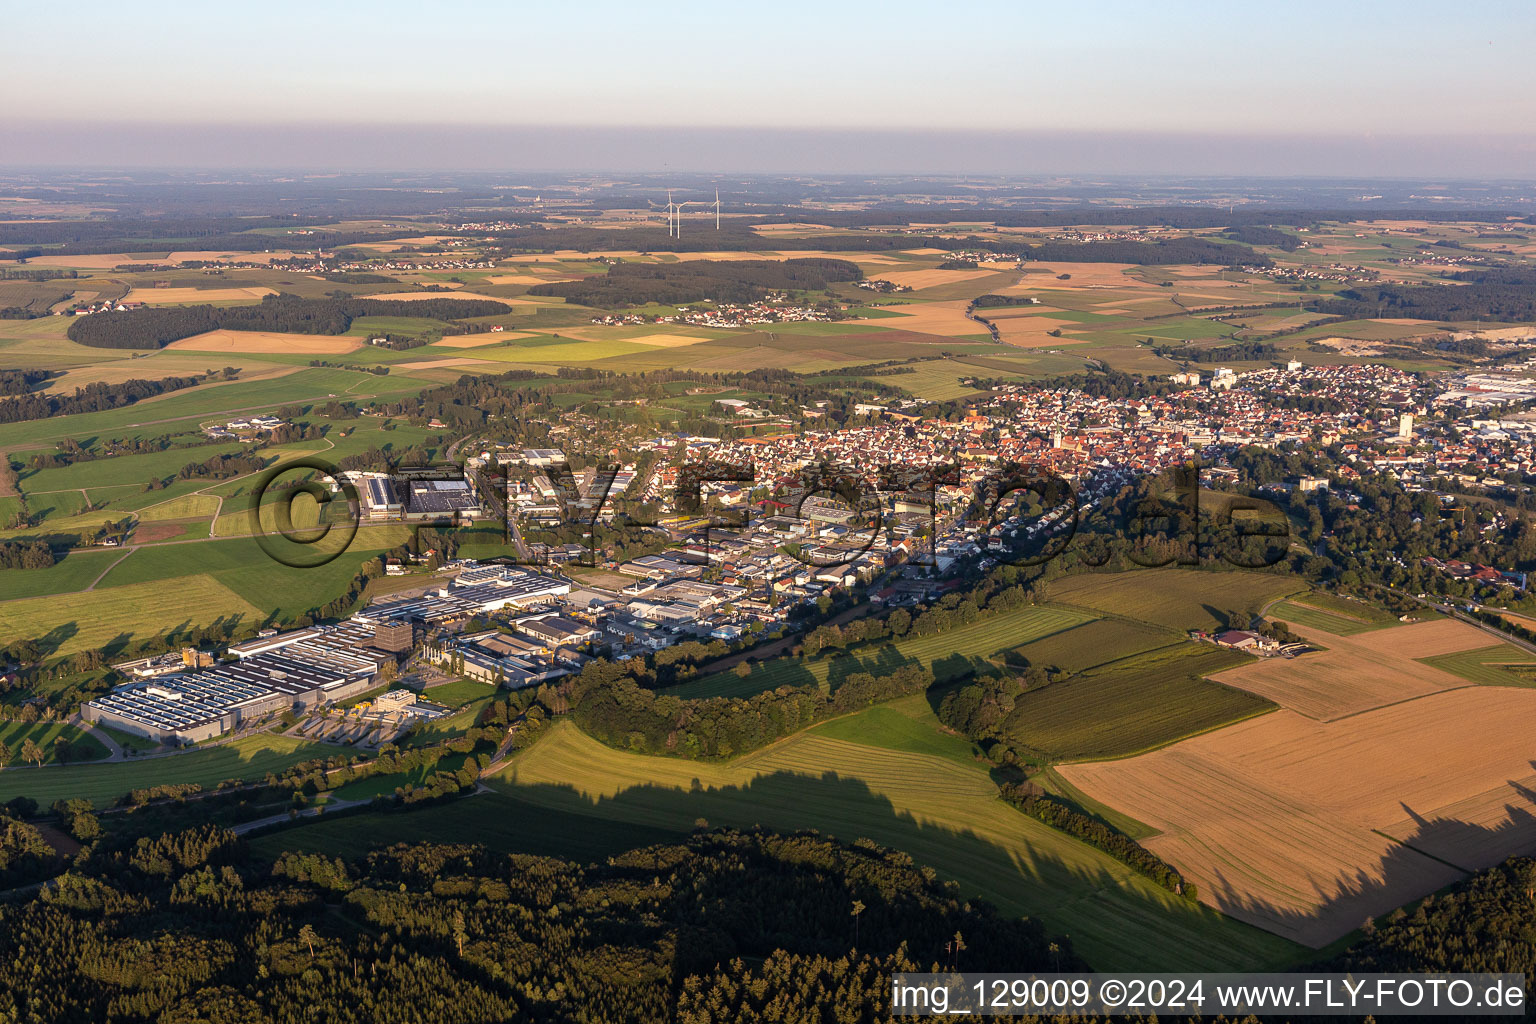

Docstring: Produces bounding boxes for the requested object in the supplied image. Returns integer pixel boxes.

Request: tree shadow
[33,621,79,657]
[467,767,1273,972]
[1201,772,1536,950]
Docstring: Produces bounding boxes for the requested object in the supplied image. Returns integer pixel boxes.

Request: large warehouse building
[83,625,386,745]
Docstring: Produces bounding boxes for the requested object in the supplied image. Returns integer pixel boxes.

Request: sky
[4,0,1534,175]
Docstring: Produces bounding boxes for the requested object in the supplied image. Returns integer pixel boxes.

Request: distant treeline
[0,268,79,281]
[529,258,863,307]
[972,294,1038,308]
[0,216,420,259]
[1311,269,1536,323]
[1224,225,1303,250]
[0,374,207,423]
[744,206,1536,229]
[1019,238,1265,267]
[66,293,513,349]
[1155,341,1280,363]
[490,225,1025,256]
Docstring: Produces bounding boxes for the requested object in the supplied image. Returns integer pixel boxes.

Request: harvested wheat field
[880,268,997,290]
[874,301,985,338]
[363,290,515,304]
[124,286,277,304]
[432,331,534,348]
[1061,686,1536,946]
[993,317,1093,348]
[166,329,361,355]
[1208,618,1491,721]
[1003,263,1152,290]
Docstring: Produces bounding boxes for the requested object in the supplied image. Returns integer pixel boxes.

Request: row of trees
[0,374,207,423]
[999,782,1196,900]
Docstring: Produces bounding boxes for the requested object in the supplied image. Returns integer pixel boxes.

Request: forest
[1154,341,1281,363]
[66,294,513,349]
[527,258,863,307]
[1222,225,1303,250]
[0,827,1075,1024]
[1314,270,1536,322]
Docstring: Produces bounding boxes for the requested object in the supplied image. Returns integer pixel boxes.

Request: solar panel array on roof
[86,625,386,741]
[367,477,399,509]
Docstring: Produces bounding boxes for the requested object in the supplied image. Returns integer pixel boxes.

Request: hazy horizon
[5,0,1533,177]
[3,123,1535,179]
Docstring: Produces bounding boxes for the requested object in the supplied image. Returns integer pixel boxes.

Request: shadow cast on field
[1203,773,1536,949]
[478,767,1258,971]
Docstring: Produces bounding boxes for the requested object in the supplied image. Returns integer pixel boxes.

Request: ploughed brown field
[1061,681,1536,947]
[1208,617,1492,720]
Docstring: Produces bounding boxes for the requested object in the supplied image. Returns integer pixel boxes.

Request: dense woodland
[1315,269,1536,322]
[528,258,863,307]
[1222,225,1303,250]
[1155,341,1281,363]
[0,828,1074,1024]
[66,294,513,349]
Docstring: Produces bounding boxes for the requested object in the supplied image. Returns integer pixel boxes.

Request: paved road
[229,796,372,836]
[69,713,124,761]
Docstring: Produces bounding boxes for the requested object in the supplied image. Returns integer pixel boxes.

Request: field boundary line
[1370,828,1475,875]
[1324,682,1477,724]
[1049,702,1281,766]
